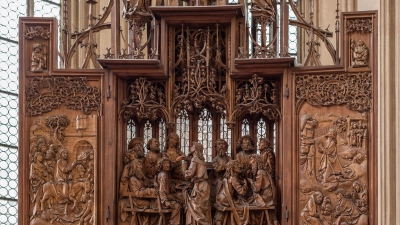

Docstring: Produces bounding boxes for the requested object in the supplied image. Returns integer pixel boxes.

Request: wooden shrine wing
[18,1,377,225]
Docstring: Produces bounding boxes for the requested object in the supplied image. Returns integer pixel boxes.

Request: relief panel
[28,114,98,225]
[296,73,371,225]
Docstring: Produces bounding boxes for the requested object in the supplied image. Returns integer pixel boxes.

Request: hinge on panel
[285,206,289,222]
[106,206,110,221]
[284,84,289,99]
[107,85,111,98]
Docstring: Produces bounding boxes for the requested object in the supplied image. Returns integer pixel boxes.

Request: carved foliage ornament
[295,73,372,112]
[233,74,280,121]
[26,77,101,116]
[346,19,373,34]
[120,77,168,122]
[24,26,51,40]
[172,28,228,115]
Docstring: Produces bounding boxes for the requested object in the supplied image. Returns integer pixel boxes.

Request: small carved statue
[123,0,151,17]
[250,0,275,17]
[182,142,212,225]
[350,39,369,67]
[144,138,162,178]
[299,114,318,177]
[30,43,46,72]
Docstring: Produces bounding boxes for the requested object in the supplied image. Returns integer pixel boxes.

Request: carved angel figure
[30,43,46,72]
[250,0,275,17]
[123,0,151,17]
[351,39,369,67]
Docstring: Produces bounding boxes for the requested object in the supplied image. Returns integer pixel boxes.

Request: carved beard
[217,148,226,156]
[151,146,160,153]
[241,143,254,152]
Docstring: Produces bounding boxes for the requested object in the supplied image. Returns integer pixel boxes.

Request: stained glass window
[198,109,213,162]
[176,110,190,155]
[241,118,250,136]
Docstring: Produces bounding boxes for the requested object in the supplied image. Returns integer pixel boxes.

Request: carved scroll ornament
[346,19,373,34]
[233,74,280,121]
[295,73,372,112]
[24,26,51,40]
[26,77,101,116]
[119,77,168,121]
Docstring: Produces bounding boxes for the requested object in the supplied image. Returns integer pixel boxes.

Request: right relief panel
[296,72,373,225]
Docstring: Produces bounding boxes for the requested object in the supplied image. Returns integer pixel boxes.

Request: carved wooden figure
[182,142,212,225]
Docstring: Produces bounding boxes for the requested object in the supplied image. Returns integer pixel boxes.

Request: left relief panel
[19,18,103,225]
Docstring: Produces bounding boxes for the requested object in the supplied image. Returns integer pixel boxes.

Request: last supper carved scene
[18,0,377,224]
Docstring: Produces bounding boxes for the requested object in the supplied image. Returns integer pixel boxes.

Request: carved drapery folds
[26,77,101,116]
[172,28,228,115]
[233,74,280,121]
[346,19,373,34]
[119,77,168,121]
[29,114,97,224]
[295,73,372,112]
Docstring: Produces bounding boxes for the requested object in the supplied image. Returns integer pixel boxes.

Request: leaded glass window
[220,113,231,156]
[143,120,152,154]
[158,118,166,151]
[241,118,250,136]
[176,110,190,155]
[127,119,136,148]
[198,109,213,162]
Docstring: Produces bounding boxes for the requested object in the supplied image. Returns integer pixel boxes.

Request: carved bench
[122,192,174,225]
[213,203,276,225]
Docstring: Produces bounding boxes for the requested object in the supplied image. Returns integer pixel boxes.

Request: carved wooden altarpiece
[18,2,377,225]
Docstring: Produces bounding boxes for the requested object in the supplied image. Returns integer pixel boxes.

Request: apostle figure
[300,191,325,225]
[214,160,250,225]
[144,138,162,178]
[155,157,182,225]
[212,139,231,181]
[236,135,257,177]
[163,133,186,179]
[334,188,365,225]
[182,142,212,225]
